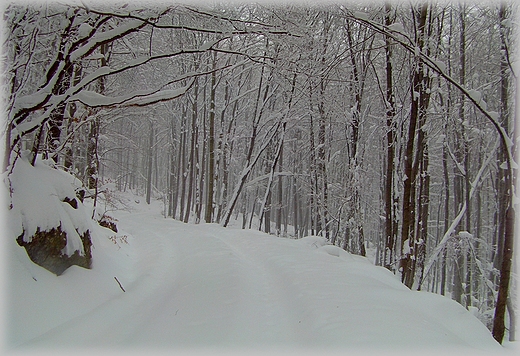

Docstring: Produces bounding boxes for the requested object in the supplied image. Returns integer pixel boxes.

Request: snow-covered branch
[221,121,282,227]
[73,80,195,108]
[345,11,516,181]
[419,139,500,287]
[84,5,294,37]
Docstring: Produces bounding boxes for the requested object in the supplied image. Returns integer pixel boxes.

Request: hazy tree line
[4,1,517,343]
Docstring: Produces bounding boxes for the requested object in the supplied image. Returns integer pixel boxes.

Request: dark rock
[62,196,78,209]
[99,215,118,233]
[17,226,92,276]
[75,188,86,203]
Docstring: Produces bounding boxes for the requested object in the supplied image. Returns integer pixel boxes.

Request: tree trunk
[439,9,454,297]
[195,99,204,224]
[492,2,515,344]
[259,123,286,232]
[318,18,330,241]
[145,121,154,205]
[493,206,515,343]
[416,146,430,289]
[400,3,429,287]
[383,1,397,270]
[184,78,199,223]
[205,53,217,223]
[308,81,319,236]
[179,109,187,220]
[86,43,109,193]
[452,4,467,305]
[86,114,99,191]
[440,141,450,296]
[345,18,367,255]
[292,173,299,238]
[63,63,82,170]
[276,143,283,236]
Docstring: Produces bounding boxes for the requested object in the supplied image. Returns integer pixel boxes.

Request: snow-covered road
[6,198,504,352]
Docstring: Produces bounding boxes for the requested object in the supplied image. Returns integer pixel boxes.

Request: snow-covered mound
[3,193,504,353]
[7,157,92,258]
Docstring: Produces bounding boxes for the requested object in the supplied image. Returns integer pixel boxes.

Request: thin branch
[346,11,515,202]
[84,5,294,36]
[114,276,125,292]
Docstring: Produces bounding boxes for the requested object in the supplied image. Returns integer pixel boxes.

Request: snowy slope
[3,192,505,354]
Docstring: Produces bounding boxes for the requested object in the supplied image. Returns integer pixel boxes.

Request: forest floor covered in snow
[2,186,515,355]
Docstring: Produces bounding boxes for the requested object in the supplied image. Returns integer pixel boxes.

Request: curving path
[15,205,502,352]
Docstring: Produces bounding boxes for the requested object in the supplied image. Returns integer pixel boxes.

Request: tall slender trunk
[184,78,199,223]
[205,53,217,223]
[292,174,299,238]
[309,108,318,236]
[400,3,429,287]
[384,1,397,269]
[276,143,283,236]
[416,146,430,289]
[492,2,515,344]
[259,124,286,232]
[179,110,187,220]
[48,69,73,163]
[440,141,450,296]
[345,18,365,255]
[195,94,205,224]
[86,114,99,190]
[145,121,154,205]
[168,140,176,217]
[318,15,330,241]
[216,82,233,222]
[440,9,454,297]
[292,129,301,238]
[86,43,108,193]
[452,4,467,305]
[63,63,82,170]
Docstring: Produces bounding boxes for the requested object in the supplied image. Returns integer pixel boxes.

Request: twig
[114,276,125,292]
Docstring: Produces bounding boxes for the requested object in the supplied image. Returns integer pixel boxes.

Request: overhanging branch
[345,10,515,205]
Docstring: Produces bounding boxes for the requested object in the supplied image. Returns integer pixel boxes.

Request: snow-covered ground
[1,175,511,355]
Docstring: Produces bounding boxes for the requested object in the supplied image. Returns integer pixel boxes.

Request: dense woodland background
[3,0,518,344]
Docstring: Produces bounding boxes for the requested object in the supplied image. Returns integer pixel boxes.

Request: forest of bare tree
[4,1,517,344]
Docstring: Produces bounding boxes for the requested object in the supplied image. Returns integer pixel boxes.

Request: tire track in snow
[209,230,317,346]
[128,220,304,347]
[123,221,249,346]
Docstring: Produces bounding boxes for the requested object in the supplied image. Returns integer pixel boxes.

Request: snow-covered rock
[6,156,94,275]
